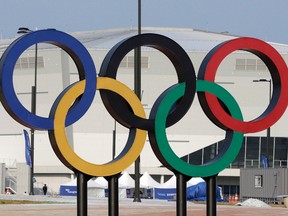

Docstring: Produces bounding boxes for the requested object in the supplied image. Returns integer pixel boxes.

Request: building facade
[240,168,288,203]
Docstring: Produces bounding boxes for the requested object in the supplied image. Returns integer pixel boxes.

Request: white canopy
[157,175,176,188]
[187,177,205,187]
[94,177,108,188]
[60,178,106,197]
[156,175,205,188]
[88,179,105,188]
[119,171,135,188]
[61,178,105,188]
[140,172,160,188]
[61,178,77,186]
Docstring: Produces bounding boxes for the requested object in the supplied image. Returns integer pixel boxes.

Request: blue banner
[23,129,31,167]
[59,185,77,196]
[154,188,176,200]
[261,154,268,168]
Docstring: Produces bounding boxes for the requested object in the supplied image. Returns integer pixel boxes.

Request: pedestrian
[42,184,48,195]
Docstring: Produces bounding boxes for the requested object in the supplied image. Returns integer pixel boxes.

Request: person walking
[42,184,48,195]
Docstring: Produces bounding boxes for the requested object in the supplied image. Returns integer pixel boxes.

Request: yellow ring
[52,77,146,176]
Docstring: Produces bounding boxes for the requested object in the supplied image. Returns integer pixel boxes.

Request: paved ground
[0,195,287,216]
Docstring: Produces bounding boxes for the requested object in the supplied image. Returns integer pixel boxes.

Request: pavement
[0,195,287,216]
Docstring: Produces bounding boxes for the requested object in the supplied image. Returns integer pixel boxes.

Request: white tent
[140,172,160,188]
[118,172,135,198]
[187,177,205,187]
[62,178,77,186]
[59,178,77,196]
[157,175,176,188]
[139,172,160,199]
[87,179,106,197]
[59,178,106,197]
[119,171,135,188]
[94,177,108,188]
[154,176,207,200]
[92,174,134,198]
[154,176,176,199]
[88,179,105,188]
[156,175,204,188]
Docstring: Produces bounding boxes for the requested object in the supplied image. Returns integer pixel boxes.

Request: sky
[0,0,288,44]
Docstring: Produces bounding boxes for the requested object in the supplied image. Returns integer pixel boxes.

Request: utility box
[240,168,288,204]
[0,163,5,194]
[16,163,30,195]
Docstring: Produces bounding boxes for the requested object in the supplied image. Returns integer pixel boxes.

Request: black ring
[99,33,196,131]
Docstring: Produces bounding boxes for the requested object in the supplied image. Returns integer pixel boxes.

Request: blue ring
[0,29,97,130]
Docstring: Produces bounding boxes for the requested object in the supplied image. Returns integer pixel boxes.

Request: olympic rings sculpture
[0,29,287,178]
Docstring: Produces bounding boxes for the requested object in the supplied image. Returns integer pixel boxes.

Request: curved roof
[69,27,288,54]
[1,27,288,54]
[70,27,237,52]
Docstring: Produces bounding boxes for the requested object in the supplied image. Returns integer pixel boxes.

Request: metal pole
[205,175,217,216]
[266,80,271,167]
[252,79,272,167]
[34,43,38,95]
[30,43,38,195]
[134,0,142,203]
[112,120,116,159]
[30,87,36,195]
[17,28,37,195]
[76,172,90,216]
[107,175,120,216]
[176,173,187,216]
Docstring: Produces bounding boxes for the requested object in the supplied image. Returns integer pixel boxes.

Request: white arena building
[0,27,288,197]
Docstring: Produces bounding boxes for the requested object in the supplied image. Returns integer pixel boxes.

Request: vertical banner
[261,155,268,168]
[23,129,31,167]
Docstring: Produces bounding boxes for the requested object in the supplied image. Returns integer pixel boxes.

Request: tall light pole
[17,27,38,195]
[112,120,116,160]
[253,79,272,167]
[133,0,142,202]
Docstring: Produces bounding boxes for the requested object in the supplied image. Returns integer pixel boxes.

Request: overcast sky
[1,0,288,44]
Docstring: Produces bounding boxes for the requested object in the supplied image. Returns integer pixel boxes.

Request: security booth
[240,168,288,204]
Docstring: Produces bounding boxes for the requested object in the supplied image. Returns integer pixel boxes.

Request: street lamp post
[112,120,116,160]
[253,79,272,167]
[17,27,38,195]
[133,0,142,203]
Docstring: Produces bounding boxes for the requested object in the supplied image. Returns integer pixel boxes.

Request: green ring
[154,80,244,177]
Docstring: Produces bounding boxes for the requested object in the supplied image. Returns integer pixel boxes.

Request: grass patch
[0,200,49,204]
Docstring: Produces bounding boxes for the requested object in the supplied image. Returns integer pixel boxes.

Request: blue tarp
[187,182,226,202]
[155,182,226,201]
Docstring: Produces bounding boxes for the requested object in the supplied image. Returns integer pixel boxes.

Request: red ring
[200,37,288,133]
